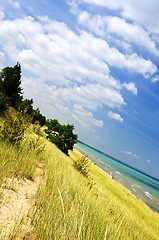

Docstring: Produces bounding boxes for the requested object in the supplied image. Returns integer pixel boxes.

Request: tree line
[0,63,78,154]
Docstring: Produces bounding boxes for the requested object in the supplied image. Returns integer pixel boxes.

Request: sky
[0,0,159,179]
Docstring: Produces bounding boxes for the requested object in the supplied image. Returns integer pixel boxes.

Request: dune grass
[0,132,159,239]
[30,140,159,240]
[0,140,37,186]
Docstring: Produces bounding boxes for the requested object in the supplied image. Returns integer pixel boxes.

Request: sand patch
[0,167,43,239]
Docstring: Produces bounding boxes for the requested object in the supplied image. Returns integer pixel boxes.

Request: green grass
[0,140,37,186]
[0,133,159,239]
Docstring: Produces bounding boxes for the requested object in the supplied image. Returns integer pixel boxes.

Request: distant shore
[74,144,159,214]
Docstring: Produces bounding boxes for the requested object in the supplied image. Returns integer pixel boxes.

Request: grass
[0,130,159,239]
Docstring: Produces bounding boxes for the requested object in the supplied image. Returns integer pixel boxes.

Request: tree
[45,119,78,155]
[0,92,9,112]
[0,62,22,109]
[20,100,46,126]
[0,63,46,126]
[32,108,46,126]
[20,99,34,115]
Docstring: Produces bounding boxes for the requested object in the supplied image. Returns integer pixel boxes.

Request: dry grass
[0,134,159,239]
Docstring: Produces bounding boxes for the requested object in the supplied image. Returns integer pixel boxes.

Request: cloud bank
[0,6,157,131]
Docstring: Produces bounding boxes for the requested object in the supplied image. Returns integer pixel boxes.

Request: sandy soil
[0,167,43,239]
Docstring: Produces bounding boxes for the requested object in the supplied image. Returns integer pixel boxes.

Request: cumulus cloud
[52,83,125,110]
[122,151,132,155]
[77,10,159,57]
[72,104,104,128]
[0,14,154,129]
[79,32,157,78]
[123,82,137,95]
[123,150,140,159]
[151,75,159,83]
[147,160,151,163]
[0,15,156,81]
[108,111,123,122]
[21,77,104,128]
[106,16,159,56]
[80,0,159,32]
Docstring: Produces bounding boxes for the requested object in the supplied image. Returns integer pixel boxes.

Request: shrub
[0,107,30,145]
[24,135,46,155]
[73,155,90,178]
[32,121,44,136]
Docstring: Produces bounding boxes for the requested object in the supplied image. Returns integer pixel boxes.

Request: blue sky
[0,0,159,179]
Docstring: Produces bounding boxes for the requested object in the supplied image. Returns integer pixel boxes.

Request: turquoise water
[75,141,159,213]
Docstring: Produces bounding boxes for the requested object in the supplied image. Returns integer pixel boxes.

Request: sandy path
[0,167,43,239]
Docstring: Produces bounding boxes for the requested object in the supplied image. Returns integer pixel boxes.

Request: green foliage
[20,98,34,115]
[73,155,90,178]
[0,62,22,109]
[0,63,46,126]
[32,121,44,136]
[0,92,9,112]
[0,107,31,144]
[32,108,46,126]
[45,119,78,155]
[20,100,46,126]
[24,135,46,155]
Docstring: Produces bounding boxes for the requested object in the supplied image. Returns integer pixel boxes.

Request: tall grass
[0,140,37,186]
[30,141,159,240]
[0,132,159,239]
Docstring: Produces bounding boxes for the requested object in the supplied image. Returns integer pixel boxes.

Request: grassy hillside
[0,131,159,239]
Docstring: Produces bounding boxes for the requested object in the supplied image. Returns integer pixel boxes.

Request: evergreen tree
[0,62,22,109]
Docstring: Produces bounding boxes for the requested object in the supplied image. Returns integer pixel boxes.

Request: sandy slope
[0,167,43,239]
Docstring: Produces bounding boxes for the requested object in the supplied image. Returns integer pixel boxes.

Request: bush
[0,107,31,145]
[24,135,46,155]
[73,155,90,178]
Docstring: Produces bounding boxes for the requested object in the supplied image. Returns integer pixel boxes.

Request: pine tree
[0,62,22,109]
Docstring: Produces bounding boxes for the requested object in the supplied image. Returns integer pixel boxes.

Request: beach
[75,141,159,213]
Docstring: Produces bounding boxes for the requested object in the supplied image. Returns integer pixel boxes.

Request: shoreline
[77,140,159,182]
[74,147,159,215]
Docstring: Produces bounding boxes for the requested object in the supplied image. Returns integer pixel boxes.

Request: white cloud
[111,38,132,53]
[21,77,104,129]
[0,51,5,69]
[122,151,132,155]
[133,154,140,159]
[53,83,125,110]
[123,150,140,159]
[77,10,159,57]
[80,0,159,33]
[151,75,159,83]
[123,82,137,95]
[79,32,157,78]
[0,16,156,82]
[78,11,107,37]
[147,160,151,163]
[0,14,155,129]
[72,104,104,128]
[106,16,159,56]
[108,111,123,122]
